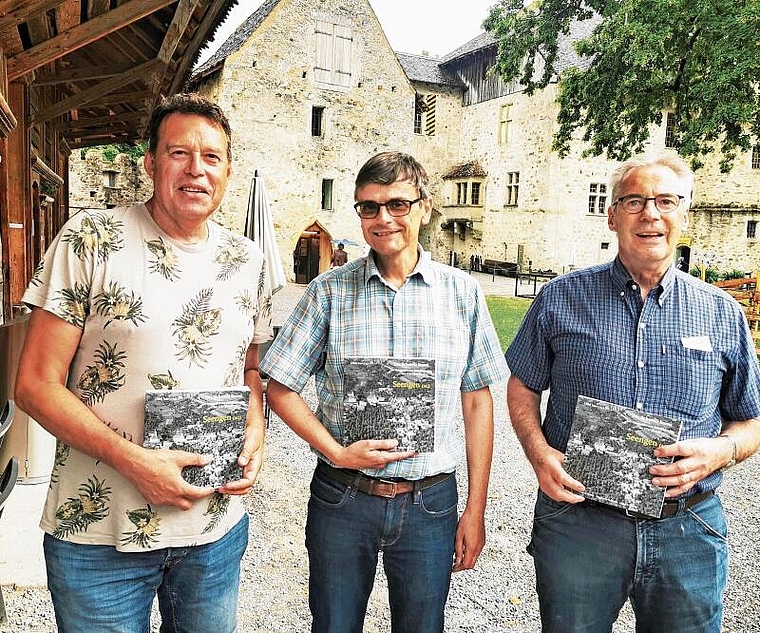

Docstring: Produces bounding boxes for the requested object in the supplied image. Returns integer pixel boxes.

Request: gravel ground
[2,276,760,632]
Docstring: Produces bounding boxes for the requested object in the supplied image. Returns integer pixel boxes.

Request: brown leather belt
[587,490,714,520]
[317,461,453,499]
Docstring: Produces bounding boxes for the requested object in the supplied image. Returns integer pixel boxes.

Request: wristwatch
[719,434,737,471]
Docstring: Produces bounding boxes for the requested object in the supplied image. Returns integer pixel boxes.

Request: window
[454,181,482,205]
[414,93,437,136]
[498,103,512,144]
[315,20,352,87]
[311,106,325,137]
[748,220,757,239]
[321,179,333,211]
[456,182,468,205]
[752,145,760,170]
[664,112,676,148]
[588,183,607,214]
[506,172,520,206]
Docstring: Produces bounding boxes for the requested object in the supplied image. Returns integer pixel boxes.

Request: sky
[196,0,498,66]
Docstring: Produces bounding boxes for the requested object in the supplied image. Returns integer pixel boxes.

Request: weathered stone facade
[67,0,760,280]
[69,150,152,214]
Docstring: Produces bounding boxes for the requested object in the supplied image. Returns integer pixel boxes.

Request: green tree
[483,0,760,171]
[80,141,147,163]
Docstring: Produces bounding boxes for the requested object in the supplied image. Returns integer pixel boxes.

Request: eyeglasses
[353,197,423,219]
[615,194,684,214]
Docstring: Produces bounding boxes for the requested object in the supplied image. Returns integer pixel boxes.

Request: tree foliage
[483,0,760,171]
[80,141,148,164]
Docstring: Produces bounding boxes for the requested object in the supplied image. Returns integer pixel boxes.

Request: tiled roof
[441,32,498,64]
[443,161,487,179]
[193,0,281,79]
[395,52,463,87]
[440,19,599,72]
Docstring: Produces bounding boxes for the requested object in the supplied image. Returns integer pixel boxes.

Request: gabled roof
[395,52,462,87]
[443,161,487,179]
[441,32,498,64]
[193,0,282,80]
[440,19,598,73]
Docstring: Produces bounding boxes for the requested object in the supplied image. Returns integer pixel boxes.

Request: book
[143,386,250,488]
[563,395,683,518]
[342,357,436,452]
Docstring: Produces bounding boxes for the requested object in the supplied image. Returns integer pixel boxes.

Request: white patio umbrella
[244,169,286,295]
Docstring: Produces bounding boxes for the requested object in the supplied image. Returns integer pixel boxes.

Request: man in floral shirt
[15,93,272,631]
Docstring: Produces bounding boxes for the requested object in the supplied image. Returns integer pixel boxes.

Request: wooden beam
[66,120,142,138]
[0,1,67,35]
[55,111,144,132]
[87,90,153,107]
[7,0,176,81]
[54,0,80,33]
[86,0,110,19]
[158,0,199,65]
[30,58,161,126]
[33,62,134,85]
[168,0,230,95]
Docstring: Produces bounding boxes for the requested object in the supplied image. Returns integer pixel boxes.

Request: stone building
[178,1,760,280]
[68,150,153,214]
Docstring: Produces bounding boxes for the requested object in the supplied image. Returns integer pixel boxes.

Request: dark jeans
[305,465,458,633]
[529,490,727,632]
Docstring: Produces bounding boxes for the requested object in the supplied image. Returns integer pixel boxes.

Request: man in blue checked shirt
[506,152,760,632]
[261,151,508,633]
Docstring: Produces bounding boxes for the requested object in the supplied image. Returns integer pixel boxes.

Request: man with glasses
[262,151,507,632]
[506,153,760,631]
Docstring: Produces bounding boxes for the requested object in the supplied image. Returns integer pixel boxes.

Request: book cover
[563,395,683,518]
[342,357,436,452]
[143,386,250,488]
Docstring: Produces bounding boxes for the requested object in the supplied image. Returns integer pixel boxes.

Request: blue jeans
[44,514,248,633]
[528,490,727,633]
[305,465,459,633]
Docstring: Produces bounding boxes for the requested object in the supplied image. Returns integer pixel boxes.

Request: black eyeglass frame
[614,194,685,214]
[353,197,424,219]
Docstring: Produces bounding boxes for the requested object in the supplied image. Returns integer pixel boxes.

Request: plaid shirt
[260,248,508,479]
[506,257,760,493]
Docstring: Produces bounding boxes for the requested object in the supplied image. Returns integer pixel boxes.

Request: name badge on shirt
[681,335,713,352]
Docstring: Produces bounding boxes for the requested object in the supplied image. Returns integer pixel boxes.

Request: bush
[721,269,747,281]
[689,266,721,283]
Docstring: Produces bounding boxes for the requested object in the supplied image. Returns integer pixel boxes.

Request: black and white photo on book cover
[563,395,683,518]
[343,357,436,452]
[143,386,250,488]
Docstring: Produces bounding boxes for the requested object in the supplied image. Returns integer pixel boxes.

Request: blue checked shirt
[260,248,508,479]
[506,258,760,493]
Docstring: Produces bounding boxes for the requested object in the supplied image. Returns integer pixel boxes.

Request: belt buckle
[374,479,398,498]
[624,508,648,520]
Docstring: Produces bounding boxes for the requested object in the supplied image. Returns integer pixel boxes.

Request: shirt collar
[609,256,675,306]
[363,245,435,288]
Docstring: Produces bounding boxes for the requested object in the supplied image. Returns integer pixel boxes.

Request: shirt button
[636,402,643,410]
[631,284,638,290]
[637,360,644,368]
[620,291,625,297]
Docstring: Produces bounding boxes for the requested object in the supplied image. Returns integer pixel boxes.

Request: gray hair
[610,153,695,206]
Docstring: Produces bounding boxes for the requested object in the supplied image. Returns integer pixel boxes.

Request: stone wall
[65,0,760,278]
[69,150,152,213]
[193,0,420,274]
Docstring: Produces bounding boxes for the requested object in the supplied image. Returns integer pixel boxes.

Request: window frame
[588,182,608,215]
[505,171,520,207]
[321,178,334,211]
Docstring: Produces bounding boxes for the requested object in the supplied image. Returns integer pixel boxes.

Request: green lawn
[485,295,533,352]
